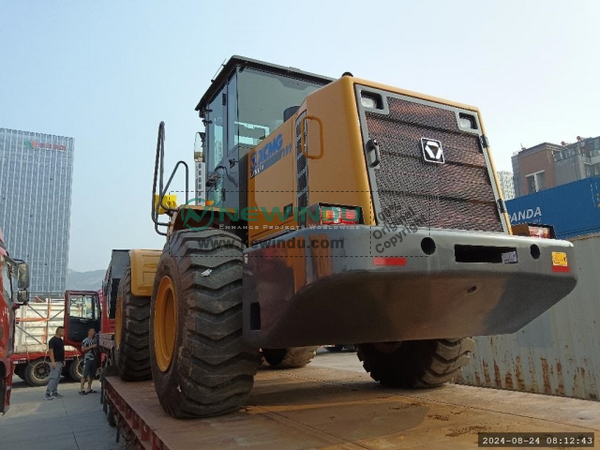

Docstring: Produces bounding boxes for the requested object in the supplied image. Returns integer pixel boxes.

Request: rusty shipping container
[456,233,600,400]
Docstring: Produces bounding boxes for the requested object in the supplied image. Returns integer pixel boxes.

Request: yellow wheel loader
[112,56,577,419]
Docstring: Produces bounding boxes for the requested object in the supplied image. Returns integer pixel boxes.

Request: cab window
[206,88,225,174]
[69,295,98,320]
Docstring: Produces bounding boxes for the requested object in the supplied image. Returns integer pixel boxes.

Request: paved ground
[0,374,125,450]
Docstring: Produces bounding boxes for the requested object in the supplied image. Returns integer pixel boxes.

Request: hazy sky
[1,1,598,272]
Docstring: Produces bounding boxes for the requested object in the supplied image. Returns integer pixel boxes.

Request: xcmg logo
[25,140,66,151]
[250,133,292,178]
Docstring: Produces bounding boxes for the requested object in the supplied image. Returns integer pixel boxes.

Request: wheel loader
[111,56,577,419]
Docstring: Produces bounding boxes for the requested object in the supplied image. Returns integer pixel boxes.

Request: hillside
[66,269,105,291]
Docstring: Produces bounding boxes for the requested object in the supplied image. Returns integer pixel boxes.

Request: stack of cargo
[12,297,82,386]
[14,298,74,354]
[456,177,600,400]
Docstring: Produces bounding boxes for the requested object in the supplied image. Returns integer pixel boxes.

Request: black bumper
[242,226,577,348]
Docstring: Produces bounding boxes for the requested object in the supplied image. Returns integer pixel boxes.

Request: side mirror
[17,290,28,305]
[17,262,29,290]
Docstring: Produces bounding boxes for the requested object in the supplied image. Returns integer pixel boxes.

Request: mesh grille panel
[295,112,309,218]
[298,173,307,192]
[366,97,502,232]
[386,97,460,131]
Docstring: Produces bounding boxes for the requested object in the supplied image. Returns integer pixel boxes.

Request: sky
[1,0,599,272]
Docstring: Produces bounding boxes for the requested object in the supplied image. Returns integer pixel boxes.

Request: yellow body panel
[246,75,510,243]
[247,77,374,244]
[129,249,161,297]
[247,120,296,241]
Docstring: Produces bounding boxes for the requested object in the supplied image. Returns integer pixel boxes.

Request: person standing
[45,326,65,400]
[79,328,98,395]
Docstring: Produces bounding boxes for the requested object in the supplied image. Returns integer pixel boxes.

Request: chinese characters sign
[25,140,66,151]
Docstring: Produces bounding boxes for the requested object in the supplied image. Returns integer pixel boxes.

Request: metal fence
[455,233,600,400]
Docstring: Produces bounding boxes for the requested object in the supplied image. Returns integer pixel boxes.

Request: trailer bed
[104,358,600,450]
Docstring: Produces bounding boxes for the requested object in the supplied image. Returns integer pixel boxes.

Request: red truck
[12,289,113,387]
[0,228,29,413]
[62,289,115,374]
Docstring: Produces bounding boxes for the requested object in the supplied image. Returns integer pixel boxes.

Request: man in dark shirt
[45,326,65,400]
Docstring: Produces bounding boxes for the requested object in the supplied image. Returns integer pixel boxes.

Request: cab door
[64,291,101,347]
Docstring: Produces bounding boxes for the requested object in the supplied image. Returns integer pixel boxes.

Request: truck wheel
[263,347,318,369]
[24,359,51,387]
[14,364,26,380]
[149,229,259,419]
[357,338,475,388]
[115,267,152,381]
[68,360,83,382]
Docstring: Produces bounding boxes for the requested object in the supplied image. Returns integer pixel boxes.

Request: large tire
[149,229,260,419]
[357,338,475,388]
[24,359,51,387]
[115,267,152,381]
[263,346,318,369]
[14,364,26,380]
[68,359,83,382]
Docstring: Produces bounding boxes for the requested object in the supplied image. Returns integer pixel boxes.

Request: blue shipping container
[506,177,600,239]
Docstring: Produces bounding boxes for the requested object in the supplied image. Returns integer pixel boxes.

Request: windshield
[235,68,324,146]
[69,294,97,319]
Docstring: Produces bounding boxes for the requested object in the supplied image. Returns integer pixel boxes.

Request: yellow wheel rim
[154,276,177,372]
[115,294,123,351]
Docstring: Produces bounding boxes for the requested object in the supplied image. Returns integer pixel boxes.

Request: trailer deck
[104,355,600,449]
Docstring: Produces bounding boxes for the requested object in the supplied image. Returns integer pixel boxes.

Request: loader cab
[195,56,332,211]
[64,290,101,347]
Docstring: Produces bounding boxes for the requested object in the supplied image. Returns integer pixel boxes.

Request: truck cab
[0,229,29,414]
[63,290,102,350]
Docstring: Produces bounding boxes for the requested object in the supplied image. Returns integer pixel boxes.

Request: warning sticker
[552,252,568,267]
[502,251,518,264]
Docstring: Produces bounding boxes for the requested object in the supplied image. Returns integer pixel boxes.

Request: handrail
[151,122,190,236]
[300,115,324,160]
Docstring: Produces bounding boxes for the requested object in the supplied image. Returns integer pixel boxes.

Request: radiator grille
[295,112,309,224]
[365,97,503,232]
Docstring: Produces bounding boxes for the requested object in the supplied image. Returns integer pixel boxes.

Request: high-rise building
[496,171,515,200]
[0,128,74,297]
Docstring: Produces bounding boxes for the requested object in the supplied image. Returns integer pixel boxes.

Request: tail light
[512,223,556,239]
[304,203,363,226]
[321,206,360,225]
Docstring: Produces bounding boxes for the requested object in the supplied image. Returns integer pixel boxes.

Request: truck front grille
[364,96,503,232]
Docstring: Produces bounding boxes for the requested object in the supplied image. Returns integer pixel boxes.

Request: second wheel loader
[111,56,577,419]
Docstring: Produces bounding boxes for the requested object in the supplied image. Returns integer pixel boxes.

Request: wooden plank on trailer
[106,364,600,450]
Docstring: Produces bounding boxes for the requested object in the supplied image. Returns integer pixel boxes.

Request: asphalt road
[0,349,355,450]
[0,373,125,450]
